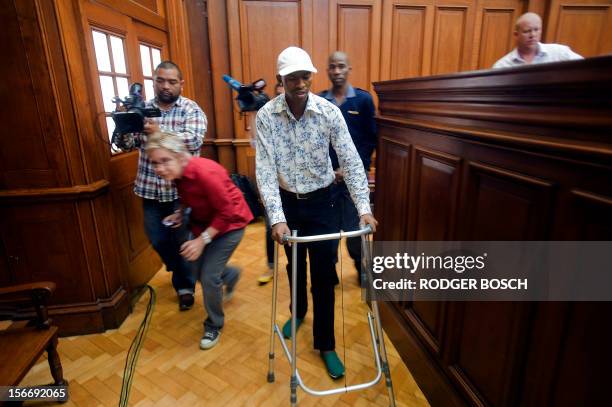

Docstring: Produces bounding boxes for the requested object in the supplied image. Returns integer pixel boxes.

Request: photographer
[131,61,207,311]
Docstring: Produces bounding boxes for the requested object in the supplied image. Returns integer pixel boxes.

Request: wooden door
[80,1,168,289]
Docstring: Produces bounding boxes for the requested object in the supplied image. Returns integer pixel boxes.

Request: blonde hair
[145,131,188,155]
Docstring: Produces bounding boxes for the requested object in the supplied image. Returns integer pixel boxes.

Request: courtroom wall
[208,0,612,177]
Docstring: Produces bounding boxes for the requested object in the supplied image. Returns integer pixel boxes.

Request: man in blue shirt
[319,51,377,283]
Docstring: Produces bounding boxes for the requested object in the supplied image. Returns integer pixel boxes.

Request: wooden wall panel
[1,205,92,304]
[381,1,431,79]
[407,302,446,354]
[374,57,612,407]
[239,1,302,90]
[410,148,461,240]
[213,0,612,177]
[565,190,612,239]
[329,0,381,93]
[475,4,523,69]
[0,0,68,189]
[459,163,554,240]
[547,0,612,57]
[448,302,532,406]
[228,0,311,176]
[207,1,234,168]
[547,303,612,406]
[185,0,218,162]
[431,6,469,74]
[374,137,411,241]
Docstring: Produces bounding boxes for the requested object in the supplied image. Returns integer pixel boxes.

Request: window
[139,43,162,101]
[91,29,130,151]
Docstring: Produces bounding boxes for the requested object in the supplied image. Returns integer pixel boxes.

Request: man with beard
[134,61,207,311]
[493,12,582,68]
[319,51,377,284]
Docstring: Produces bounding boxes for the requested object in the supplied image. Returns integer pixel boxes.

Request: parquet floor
[19,220,430,406]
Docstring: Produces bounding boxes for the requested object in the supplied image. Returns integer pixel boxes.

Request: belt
[280,185,331,200]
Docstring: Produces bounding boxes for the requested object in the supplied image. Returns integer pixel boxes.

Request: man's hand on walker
[272,222,291,245]
[359,214,378,233]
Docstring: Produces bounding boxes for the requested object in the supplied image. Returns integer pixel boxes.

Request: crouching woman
[146,131,253,349]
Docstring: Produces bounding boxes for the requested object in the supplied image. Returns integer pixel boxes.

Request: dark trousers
[142,198,196,294]
[331,183,362,275]
[281,187,337,351]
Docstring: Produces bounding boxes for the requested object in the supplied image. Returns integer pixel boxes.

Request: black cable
[119,285,156,407]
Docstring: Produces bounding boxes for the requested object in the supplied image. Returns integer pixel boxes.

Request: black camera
[223,75,270,112]
[110,83,161,150]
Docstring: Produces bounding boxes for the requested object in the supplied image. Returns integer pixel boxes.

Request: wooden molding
[214,138,235,146]
[92,0,166,30]
[0,180,110,203]
[53,286,129,336]
[375,56,612,161]
[232,138,252,146]
[374,55,612,94]
[377,116,612,161]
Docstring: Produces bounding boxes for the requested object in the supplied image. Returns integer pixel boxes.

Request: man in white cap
[255,46,377,379]
[493,12,582,68]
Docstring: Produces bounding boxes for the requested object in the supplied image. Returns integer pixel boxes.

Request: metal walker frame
[266,226,396,406]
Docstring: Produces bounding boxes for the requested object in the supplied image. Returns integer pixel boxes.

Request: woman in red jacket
[146,131,253,349]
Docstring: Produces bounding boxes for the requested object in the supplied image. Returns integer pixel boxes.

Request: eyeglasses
[151,157,176,168]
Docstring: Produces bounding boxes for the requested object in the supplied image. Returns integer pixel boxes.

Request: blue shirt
[319,85,377,171]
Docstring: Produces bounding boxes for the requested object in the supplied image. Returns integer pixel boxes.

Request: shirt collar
[511,43,546,63]
[272,93,322,117]
[322,84,356,104]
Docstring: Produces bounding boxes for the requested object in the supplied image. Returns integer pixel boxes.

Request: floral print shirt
[255,93,371,225]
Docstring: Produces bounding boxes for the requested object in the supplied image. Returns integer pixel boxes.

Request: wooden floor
[20,220,430,406]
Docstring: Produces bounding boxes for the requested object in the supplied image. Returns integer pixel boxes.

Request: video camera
[223,74,270,112]
[110,83,161,150]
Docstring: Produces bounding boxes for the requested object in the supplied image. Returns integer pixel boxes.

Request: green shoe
[282,318,303,339]
[321,351,345,379]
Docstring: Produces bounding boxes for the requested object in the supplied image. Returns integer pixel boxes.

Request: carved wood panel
[459,162,555,240]
[0,0,69,189]
[473,0,525,69]
[447,302,534,406]
[374,135,411,241]
[410,148,461,241]
[373,57,612,406]
[546,0,612,57]
[381,0,432,79]
[329,0,382,93]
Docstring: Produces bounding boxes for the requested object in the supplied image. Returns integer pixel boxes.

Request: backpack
[230,173,263,220]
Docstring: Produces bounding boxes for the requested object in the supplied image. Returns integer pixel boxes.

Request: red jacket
[176,157,253,237]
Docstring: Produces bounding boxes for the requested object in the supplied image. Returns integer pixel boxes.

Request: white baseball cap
[277,46,318,76]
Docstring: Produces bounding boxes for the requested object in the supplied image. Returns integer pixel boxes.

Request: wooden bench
[0,282,67,401]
